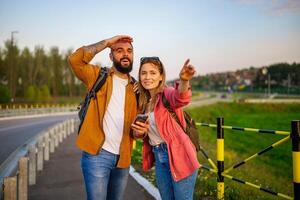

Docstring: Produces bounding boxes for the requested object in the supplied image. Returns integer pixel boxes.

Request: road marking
[0,119,59,132]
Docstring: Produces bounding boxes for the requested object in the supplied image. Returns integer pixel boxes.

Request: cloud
[272,0,300,15]
[232,0,300,15]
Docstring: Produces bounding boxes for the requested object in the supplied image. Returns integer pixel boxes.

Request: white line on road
[0,112,76,121]
[0,118,59,132]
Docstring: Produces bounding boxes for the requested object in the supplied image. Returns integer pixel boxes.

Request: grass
[187,102,300,199]
[131,102,300,199]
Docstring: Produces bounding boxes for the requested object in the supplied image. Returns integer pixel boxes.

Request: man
[69,35,148,200]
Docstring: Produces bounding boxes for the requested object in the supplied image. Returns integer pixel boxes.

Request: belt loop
[162,143,167,151]
[153,142,167,149]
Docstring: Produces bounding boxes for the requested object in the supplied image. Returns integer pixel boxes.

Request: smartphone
[134,114,148,124]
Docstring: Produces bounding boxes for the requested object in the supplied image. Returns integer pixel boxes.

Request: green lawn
[131,102,300,199]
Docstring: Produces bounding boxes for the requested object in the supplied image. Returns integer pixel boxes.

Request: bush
[0,84,11,103]
[25,85,52,103]
[40,85,51,102]
[25,85,37,102]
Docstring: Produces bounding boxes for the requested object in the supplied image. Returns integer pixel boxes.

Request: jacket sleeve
[163,82,192,109]
[68,47,100,91]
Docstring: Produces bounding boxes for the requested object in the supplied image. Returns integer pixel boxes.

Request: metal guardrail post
[44,132,50,161]
[66,121,69,136]
[37,138,44,171]
[217,117,224,200]
[71,119,75,133]
[63,122,67,139]
[58,124,63,143]
[18,157,28,200]
[291,120,300,200]
[54,126,59,147]
[68,120,72,135]
[67,120,70,136]
[28,145,36,186]
[49,130,55,153]
[3,176,17,200]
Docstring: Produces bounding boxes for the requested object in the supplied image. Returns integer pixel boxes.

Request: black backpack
[77,67,138,134]
[161,92,200,151]
[77,67,108,134]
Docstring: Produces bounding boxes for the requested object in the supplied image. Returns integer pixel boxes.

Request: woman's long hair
[138,58,166,113]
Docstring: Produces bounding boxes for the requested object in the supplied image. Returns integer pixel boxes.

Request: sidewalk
[28,132,155,200]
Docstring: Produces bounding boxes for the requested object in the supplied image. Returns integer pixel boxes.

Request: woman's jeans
[152,143,198,200]
[81,149,129,200]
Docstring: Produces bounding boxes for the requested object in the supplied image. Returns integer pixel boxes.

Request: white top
[102,75,128,154]
[148,112,164,146]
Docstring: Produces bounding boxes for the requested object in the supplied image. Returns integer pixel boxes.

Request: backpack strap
[130,76,140,103]
[131,76,137,83]
[89,67,108,99]
[161,92,186,132]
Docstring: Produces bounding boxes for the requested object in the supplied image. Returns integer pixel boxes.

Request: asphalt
[28,132,156,200]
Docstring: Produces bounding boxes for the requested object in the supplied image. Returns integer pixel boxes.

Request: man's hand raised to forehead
[106,35,133,48]
[83,35,133,57]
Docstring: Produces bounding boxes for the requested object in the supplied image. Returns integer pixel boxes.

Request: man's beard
[113,57,133,74]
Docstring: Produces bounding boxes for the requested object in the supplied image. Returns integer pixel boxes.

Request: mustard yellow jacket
[68,47,137,168]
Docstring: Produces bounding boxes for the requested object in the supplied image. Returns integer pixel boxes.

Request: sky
[0,0,300,80]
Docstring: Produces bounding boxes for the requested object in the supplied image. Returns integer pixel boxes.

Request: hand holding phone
[131,114,149,139]
[134,114,148,124]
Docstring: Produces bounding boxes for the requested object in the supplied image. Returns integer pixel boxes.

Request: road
[189,92,232,108]
[0,114,76,165]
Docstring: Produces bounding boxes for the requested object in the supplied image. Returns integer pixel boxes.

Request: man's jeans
[152,143,198,200]
[81,149,129,200]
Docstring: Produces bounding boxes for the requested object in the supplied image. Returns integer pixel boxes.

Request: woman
[131,57,200,200]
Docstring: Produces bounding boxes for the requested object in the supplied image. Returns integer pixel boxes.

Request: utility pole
[11,31,18,46]
[9,31,19,102]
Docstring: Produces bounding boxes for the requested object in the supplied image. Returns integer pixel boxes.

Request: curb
[129,166,161,200]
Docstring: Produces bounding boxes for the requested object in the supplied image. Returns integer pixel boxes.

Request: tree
[0,84,11,103]
[33,46,48,86]
[18,47,34,98]
[48,47,63,96]
[2,40,20,100]
[63,49,75,97]
[0,48,5,83]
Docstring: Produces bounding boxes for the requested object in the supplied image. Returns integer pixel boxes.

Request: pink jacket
[142,84,200,182]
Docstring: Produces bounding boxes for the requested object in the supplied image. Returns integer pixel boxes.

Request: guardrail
[0,104,77,118]
[0,118,78,200]
[196,118,300,200]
